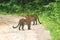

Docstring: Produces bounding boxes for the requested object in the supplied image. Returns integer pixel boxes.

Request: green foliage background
[0,0,60,40]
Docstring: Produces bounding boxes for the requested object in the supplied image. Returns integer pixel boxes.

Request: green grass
[0,12,23,16]
[40,16,60,40]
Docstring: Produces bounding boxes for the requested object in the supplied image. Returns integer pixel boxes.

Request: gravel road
[0,15,51,40]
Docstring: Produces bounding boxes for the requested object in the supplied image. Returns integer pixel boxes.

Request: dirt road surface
[0,15,51,40]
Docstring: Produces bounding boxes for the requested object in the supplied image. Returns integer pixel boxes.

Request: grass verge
[40,16,60,40]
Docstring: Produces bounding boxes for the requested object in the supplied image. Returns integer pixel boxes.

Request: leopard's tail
[12,23,19,28]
